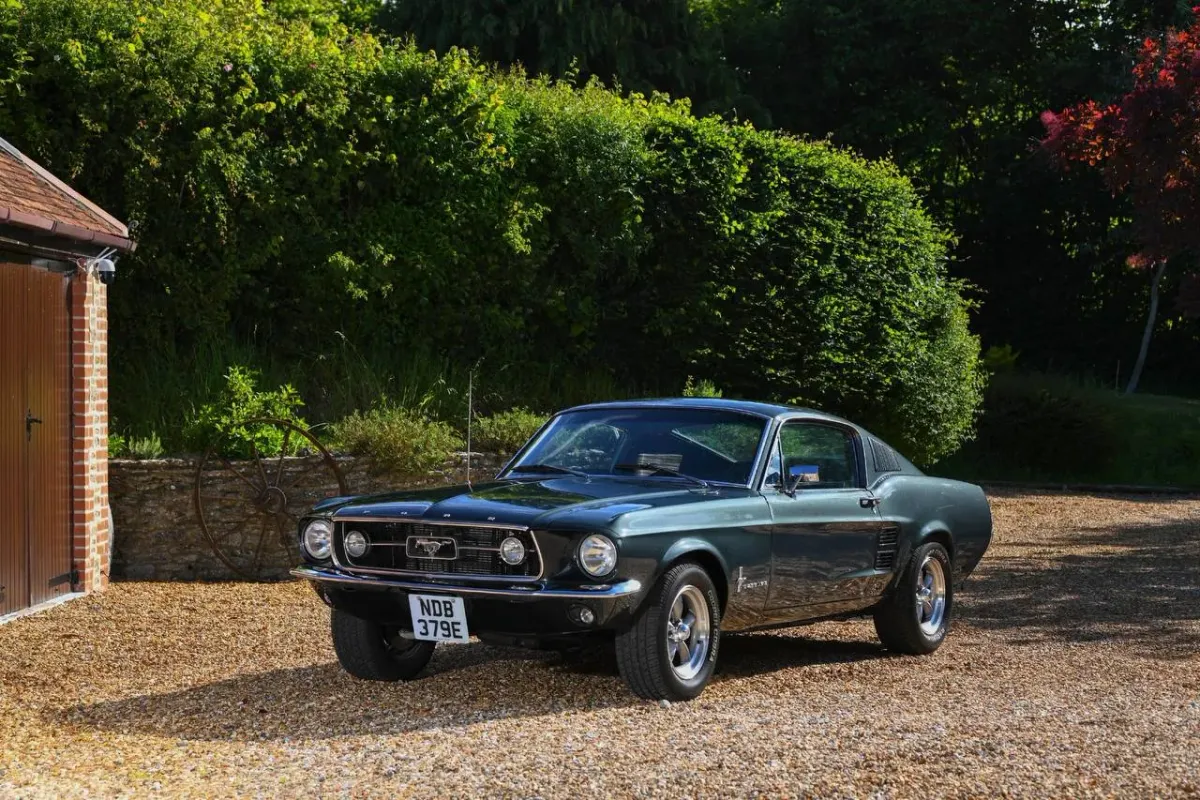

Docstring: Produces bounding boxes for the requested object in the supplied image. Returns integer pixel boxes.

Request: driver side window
[777,423,859,489]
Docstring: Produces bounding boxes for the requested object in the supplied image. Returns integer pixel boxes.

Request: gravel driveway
[1,490,1198,798]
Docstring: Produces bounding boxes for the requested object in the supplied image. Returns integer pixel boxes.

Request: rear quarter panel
[873,475,992,584]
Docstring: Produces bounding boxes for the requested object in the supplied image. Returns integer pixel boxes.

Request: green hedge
[941,373,1200,487]
[0,0,981,463]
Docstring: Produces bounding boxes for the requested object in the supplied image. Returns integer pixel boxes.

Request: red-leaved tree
[1041,8,1200,394]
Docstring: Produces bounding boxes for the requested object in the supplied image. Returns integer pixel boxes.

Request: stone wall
[108,453,507,581]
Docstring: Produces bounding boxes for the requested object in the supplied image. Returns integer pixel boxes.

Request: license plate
[407,594,469,642]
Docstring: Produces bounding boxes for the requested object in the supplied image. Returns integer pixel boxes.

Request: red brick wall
[71,267,109,593]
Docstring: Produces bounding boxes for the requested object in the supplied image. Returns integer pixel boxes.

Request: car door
[762,420,886,610]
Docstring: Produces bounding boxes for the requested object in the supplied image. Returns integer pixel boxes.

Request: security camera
[93,258,116,286]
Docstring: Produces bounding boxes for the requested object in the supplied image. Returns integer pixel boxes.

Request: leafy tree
[1041,8,1200,393]
[378,0,738,113]
[708,0,1200,392]
[267,0,383,29]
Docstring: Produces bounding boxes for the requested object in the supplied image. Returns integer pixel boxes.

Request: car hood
[316,476,756,531]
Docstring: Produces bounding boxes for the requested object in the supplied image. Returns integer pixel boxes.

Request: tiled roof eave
[0,205,136,252]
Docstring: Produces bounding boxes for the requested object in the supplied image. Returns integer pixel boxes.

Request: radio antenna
[465,369,473,488]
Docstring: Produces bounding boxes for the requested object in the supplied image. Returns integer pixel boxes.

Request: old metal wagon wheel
[194,418,347,580]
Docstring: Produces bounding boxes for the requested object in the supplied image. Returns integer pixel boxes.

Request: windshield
[504,407,769,486]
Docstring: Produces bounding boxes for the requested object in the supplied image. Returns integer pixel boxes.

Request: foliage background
[0,0,982,465]
[381,0,1200,397]
[6,0,1197,479]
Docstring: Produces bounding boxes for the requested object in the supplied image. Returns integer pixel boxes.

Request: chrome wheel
[915,555,947,636]
[667,585,711,680]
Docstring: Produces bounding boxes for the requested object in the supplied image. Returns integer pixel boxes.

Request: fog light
[569,605,597,626]
[499,536,526,565]
[345,530,369,559]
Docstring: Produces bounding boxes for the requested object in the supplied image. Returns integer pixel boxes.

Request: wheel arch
[919,524,955,561]
[654,539,730,615]
[886,523,956,593]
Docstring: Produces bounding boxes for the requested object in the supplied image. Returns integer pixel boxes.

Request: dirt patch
[1,491,1198,797]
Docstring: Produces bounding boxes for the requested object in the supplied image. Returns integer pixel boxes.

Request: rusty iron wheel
[193,418,348,580]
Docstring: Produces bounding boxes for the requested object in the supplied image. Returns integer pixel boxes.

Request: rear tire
[331,608,436,681]
[874,541,953,655]
[616,562,721,701]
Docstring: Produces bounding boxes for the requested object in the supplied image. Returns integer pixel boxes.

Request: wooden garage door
[0,258,72,617]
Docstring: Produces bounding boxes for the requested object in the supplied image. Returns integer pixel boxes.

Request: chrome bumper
[291,565,643,599]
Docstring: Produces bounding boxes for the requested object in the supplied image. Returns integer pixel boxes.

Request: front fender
[615,533,768,629]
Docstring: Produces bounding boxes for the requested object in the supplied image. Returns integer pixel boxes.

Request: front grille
[333,520,542,580]
[875,525,899,570]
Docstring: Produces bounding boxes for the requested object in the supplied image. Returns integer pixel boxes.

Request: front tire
[616,562,721,701]
[331,608,436,681]
[874,541,953,654]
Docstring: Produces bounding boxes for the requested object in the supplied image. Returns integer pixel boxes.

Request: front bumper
[291,565,642,599]
[292,565,645,639]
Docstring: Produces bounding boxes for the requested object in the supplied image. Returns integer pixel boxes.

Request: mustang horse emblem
[415,538,446,557]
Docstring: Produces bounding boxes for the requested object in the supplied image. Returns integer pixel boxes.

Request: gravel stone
[1,489,1197,797]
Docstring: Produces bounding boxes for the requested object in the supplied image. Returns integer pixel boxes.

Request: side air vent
[875,525,900,570]
[871,438,901,473]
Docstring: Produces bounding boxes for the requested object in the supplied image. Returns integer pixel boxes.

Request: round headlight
[302,519,333,560]
[499,536,526,565]
[345,530,369,559]
[577,534,617,577]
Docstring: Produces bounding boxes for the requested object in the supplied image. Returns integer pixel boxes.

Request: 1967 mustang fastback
[293,399,992,700]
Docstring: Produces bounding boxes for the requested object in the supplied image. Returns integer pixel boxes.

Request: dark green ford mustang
[293,399,992,701]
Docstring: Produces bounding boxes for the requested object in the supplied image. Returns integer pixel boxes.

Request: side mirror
[783,462,821,496]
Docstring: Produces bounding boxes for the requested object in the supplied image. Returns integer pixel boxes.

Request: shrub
[184,366,307,458]
[330,406,464,474]
[968,373,1118,478]
[983,344,1020,374]
[126,433,165,460]
[472,408,548,454]
[632,120,983,464]
[682,377,723,398]
[108,432,127,459]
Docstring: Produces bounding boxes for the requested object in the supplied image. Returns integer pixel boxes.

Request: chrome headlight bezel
[302,518,333,561]
[577,533,617,578]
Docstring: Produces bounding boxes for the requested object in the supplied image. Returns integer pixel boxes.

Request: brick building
[0,135,134,619]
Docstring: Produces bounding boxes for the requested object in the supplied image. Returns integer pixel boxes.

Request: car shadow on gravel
[52,643,640,741]
[714,633,886,680]
[962,517,1200,657]
[546,631,887,682]
[55,632,890,741]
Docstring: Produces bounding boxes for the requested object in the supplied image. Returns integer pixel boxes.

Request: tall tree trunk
[1125,259,1168,395]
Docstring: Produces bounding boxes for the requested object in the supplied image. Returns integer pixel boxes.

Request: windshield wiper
[613,463,709,489]
[509,463,591,479]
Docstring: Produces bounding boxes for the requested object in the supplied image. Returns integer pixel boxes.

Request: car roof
[561,397,854,425]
